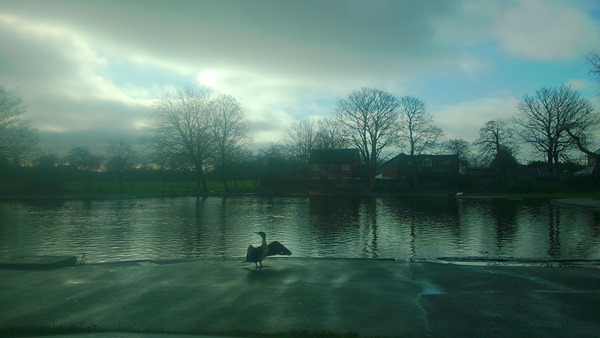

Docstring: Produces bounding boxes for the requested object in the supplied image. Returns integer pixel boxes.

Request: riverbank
[1,258,598,337]
[2,189,600,199]
[3,191,600,211]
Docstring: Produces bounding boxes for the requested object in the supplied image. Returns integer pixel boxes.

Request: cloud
[38,129,146,155]
[492,0,600,61]
[434,0,600,61]
[565,79,589,90]
[0,12,160,132]
[433,95,520,142]
[1,0,599,155]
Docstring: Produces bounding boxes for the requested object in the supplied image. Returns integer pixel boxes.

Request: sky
[1,0,600,159]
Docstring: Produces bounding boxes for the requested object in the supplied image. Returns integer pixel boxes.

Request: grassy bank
[0,179,261,199]
[3,178,600,200]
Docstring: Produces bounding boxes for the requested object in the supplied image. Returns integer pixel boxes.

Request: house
[380,153,460,179]
[575,148,600,176]
[308,149,362,180]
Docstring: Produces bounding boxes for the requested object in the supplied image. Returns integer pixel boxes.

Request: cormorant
[244,231,292,268]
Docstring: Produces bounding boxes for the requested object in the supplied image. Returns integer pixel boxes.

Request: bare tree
[515,85,595,178]
[587,51,600,94]
[443,138,473,167]
[147,84,214,191]
[256,142,297,182]
[106,139,136,191]
[66,146,101,191]
[397,96,443,155]
[285,118,316,164]
[314,117,349,150]
[210,94,250,191]
[0,84,38,165]
[567,51,600,177]
[335,87,400,186]
[473,119,518,167]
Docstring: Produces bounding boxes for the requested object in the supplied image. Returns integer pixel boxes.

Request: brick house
[308,149,362,180]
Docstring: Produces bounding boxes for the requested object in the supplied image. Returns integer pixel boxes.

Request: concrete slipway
[0,258,599,337]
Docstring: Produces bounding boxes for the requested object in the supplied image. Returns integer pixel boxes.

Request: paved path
[1,258,599,337]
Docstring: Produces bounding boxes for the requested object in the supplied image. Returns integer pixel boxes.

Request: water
[0,196,599,263]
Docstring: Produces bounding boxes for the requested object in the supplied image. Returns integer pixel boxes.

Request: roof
[309,149,360,163]
[383,153,459,166]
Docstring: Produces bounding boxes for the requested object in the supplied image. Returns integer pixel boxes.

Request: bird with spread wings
[244,231,292,269]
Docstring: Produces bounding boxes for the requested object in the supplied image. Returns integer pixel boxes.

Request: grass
[0,179,261,198]
[66,179,259,194]
[4,176,600,200]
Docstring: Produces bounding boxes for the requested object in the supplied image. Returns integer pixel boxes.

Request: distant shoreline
[1,192,599,208]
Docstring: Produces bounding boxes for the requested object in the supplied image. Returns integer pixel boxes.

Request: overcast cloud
[1,0,599,155]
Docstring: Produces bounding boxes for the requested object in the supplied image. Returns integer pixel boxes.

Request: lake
[0,195,599,263]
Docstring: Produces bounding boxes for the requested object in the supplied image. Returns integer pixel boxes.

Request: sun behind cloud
[197,70,219,88]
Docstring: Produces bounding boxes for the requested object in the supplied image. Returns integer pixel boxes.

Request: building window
[313,164,320,171]
[343,163,350,171]
[329,163,335,170]
[422,158,432,167]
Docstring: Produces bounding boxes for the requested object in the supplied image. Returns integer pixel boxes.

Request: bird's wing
[245,245,259,262]
[267,241,292,256]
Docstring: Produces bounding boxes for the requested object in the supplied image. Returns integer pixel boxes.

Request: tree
[488,145,519,173]
[474,119,518,167]
[514,85,595,178]
[106,139,136,191]
[443,138,472,167]
[210,94,250,191]
[587,51,600,94]
[285,118,316,164]
[0,84,38,166]
[256,143,300,183]
[147,85,214,192]
[335,87,400,186]
[314,117,349,150]
[397,96,443,155]
[568,51,600,178]
[32,152,64,194]
[66,146,101,191]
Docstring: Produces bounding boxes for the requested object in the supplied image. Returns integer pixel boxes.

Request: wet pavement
[1,258,599,337]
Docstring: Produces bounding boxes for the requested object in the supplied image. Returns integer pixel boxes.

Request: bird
[244,231,292,269]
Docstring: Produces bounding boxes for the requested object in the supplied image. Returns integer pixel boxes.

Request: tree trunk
[195,165,208,192]
[221,159,229,192]
[546,151,555,179]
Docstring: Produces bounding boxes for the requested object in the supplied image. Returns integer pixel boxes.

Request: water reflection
[548,205,560,258]
[307,196,361,257]
[0,196,599,263]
